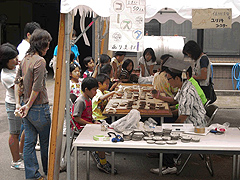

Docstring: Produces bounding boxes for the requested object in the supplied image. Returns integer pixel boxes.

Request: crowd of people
[0,20,215,179]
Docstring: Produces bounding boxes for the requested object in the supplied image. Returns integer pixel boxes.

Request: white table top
[73,124,240,153]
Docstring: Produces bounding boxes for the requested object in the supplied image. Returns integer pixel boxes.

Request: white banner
[108,0,145,52]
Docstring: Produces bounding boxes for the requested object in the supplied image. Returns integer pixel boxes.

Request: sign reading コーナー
[192,8,232,29]
[109,0,145,52]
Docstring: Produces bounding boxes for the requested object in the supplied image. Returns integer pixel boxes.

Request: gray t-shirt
[73,95,87,118]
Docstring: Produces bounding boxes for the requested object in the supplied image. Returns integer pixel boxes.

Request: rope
[232,63,240,90]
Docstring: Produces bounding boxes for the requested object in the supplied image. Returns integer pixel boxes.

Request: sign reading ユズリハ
[109,0,145,52]
[192,8,232,29]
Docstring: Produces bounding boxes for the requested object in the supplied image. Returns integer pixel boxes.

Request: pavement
[0,74,240,180]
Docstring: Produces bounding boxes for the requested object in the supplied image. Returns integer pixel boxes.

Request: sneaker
[37,176,46,180]
[150,167,166,174]
[11,159,25,170]
[91,151,100,164]
[162,167,177,175]
[97,161,117,174]
[173,158,181,166]
[35,140,40,151]
[19,153,24,161]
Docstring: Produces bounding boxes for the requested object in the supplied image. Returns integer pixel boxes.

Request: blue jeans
[23,104,51,179]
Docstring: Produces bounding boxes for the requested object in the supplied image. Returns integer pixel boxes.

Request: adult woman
[182,40,212,100]
[0,43,25,170]
[15,29,52,180]
[138,48,156,77]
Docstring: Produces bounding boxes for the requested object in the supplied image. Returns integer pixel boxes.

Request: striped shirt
[174,80,206,127]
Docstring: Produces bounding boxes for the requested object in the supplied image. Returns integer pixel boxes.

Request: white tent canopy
[61,0,240,23]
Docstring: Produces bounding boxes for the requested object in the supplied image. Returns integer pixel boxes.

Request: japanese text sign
[109,0,145,52]
[192,8,232,29]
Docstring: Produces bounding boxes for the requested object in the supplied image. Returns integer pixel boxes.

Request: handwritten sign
[109,0,145,52]
[192,9,232,29]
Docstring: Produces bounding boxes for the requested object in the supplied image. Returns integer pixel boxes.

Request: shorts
[5,102,22,134]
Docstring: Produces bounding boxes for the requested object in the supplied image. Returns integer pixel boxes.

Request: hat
[163,57,191,74]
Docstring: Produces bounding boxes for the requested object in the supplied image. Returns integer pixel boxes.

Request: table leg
[111,116,115,124]
[159,153,163,176]
[86,151,90,180]
[111,151,115,175]
[74,146,77,180]
[160,117,164,125]
[233,155,237,180]
[237,155,240,179]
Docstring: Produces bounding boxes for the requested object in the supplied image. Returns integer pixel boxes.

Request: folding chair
[177,104,219,176]
[60,94,82,172]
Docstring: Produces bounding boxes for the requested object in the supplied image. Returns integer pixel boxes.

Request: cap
[163,57,191,74]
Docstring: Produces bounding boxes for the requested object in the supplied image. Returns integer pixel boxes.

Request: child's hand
[151,89,160,99]
[115,90,124,96]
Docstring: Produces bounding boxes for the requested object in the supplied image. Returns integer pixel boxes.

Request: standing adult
[15,29,52,180]
[0,43,25,170]
[182,40,212,100]
[17,22,41,65]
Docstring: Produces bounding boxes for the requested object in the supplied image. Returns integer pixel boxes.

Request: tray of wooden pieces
[103,90,170,115]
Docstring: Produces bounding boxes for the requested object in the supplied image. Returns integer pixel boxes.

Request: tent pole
[48,13,67,180]
[65,12,73,180]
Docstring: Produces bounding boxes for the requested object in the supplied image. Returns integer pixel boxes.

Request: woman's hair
[0,43,19,69]
[100,64,112,76]
[143,48,156,62]
[182,40,203,60]
[100,54,111,65]
[70,63,79,73]
[160,54,173,73]
[27,29,52,56]
[83,56,94,67]
[122,59,134,73]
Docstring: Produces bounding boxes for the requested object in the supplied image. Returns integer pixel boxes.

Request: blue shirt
[53,45,80,60]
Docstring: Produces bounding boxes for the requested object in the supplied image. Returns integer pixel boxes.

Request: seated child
[152,54,178,97]
[92,54,111,78]
[100,64,118,91]
[92,73,122,122]
[111,51,126,79]
[120,59,134,83]
[72,77,117,174]
[70,63,82,97]
[82,56,94,78]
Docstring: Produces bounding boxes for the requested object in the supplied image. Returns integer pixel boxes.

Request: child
[72,77,117,174]
[91,54,111,79]
[100,54,111,66]
[100,64,118,91]
[120,59,134,83]
[138,48,156,77]
[152,54,178,97]
[70,63,82,97]
[82,56,95,78]
[92,73,121,122]
[111,51,126,79]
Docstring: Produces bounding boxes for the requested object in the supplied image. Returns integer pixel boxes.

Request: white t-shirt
[138,56,156,77]
[17,39,30,62]
[1,68,17,104]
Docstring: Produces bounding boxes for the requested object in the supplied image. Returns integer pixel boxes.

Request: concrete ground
[0,75,240,180]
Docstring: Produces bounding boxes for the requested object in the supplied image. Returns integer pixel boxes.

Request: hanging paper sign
[109,0,145,52]
[192,8,232,29]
